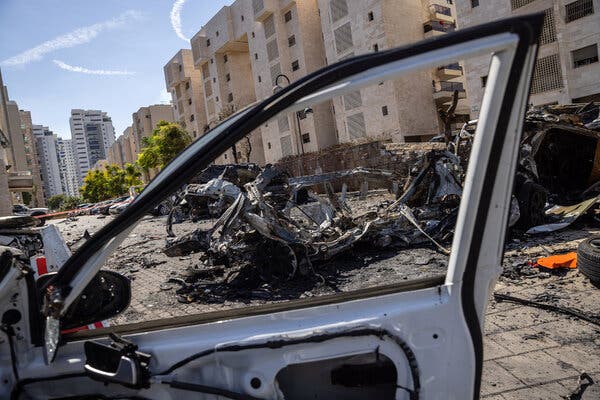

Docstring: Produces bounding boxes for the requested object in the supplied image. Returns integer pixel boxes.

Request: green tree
[61,196,83,211]
[137,121,191,171]
[47,194,67,210]
[80,164,143,203]
[22,192,33,206]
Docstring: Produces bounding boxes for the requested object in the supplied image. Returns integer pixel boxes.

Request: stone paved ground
[482,230,600,399]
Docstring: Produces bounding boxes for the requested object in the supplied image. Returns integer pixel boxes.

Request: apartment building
[57,138,79,197]
[122,126,136,164]
[318,0,467,143]
[69,109,116,185]
[0,71,11,215]
[190,0,336,164]
[19,110,45,206]
[457,0,600,114]
[0,70,40,208]
[131,104,175,153]
[164,50,207,140]
[32,125,63,199]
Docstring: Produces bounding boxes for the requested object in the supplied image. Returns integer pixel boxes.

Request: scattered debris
[567,373,597,400]
[535,252,577,270]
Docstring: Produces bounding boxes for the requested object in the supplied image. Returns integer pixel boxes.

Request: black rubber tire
[516,180,547,229]
[577,237,600,284]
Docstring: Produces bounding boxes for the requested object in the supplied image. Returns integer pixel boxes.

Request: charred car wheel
[577,237,600,286]
[516,180,546,229]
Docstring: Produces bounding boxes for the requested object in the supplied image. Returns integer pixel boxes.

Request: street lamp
[272,74,313,155]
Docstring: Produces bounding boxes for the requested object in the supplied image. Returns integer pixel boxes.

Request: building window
[381,106,388,116]
[210,58,214,64]
[216,31,219,37]
[241,15,245,21]
[224,153,228,159]
[185,81,190,90]
[511,0,535,9]
[252,31,255,38]
[227,93,233,103]
[190,114,195,122]
[291,60,300,71]
[284,10,292,22]
[540,8,557,45]
[206,39,211,47]
[373,43,379,52]
[268,142,272,149]
[565,0,594,23]
[530,53,564,94]
[258,75,262,82]
[213,77,216,83]
[368,11,374,21]
[223,54,228,63]
[572,44,598,68]
[188,98,192,105]
[255,53,259,60]
[302,133,311,143]
[216,96,219,102]
[226,73,231,81]
[288,35,296,47]
[481,75,488,87]
[178,64,182,71]
[471,0,479,7]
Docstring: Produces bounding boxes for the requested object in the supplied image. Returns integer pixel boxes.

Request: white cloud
[1,10,142,67]
[53,60,135,76]
[170,0,189,41]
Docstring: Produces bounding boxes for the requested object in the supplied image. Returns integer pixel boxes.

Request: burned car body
[0,15,543,400]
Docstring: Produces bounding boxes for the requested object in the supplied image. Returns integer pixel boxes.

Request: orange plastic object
[536,252,577,269]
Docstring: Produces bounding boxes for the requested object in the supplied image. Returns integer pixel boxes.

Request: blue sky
[0,0,231,139]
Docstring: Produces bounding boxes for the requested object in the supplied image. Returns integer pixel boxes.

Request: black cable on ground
[493,293,600,327]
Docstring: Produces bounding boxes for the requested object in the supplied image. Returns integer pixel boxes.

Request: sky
[0,0,231,139]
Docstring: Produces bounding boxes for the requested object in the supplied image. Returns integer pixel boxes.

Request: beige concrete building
[122,126,136,164]
[457,0,600,115]
[317,0,468,143]
[190,0,334,164]
[164,50,207,140]
[131,104,175,153]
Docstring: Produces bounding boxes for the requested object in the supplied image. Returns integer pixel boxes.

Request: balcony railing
[435,81,465,92]
[438,63,463,72]
[431,4,452,16]
[423,20,456,34]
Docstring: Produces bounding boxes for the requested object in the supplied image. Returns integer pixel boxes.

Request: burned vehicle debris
[164,151,461,296]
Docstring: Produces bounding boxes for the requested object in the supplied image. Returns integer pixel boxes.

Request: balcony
[8,171,33,191]
[253,0,277,22]
[429,4,454,23]
[433,81,466,104]
[423,20,456,39]
[191,32,211,67]
[436,63,463,80]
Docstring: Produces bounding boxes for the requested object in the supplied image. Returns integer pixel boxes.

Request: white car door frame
[4,14,543,400]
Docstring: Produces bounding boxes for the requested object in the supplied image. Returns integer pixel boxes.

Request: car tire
[516,180,547,229]
[577,237,600,286]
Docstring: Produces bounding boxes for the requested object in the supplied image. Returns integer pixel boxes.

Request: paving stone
[500,382,572,400]
[481,360,525,397]
[486,306,560,332]
[544,343,600,374]
[495,350,580,386]
[484,336,513,361]
[489,328,561,355]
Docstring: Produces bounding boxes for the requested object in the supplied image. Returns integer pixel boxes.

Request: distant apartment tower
[131,105,175,153]
[164,50,207,139]
[69,109,116,185]
[19,110,45,206]
[57,138,79,197]
[32,125,63,199]
[457,0,600,115]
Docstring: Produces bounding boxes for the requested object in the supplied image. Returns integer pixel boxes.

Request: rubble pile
[164,151,462,291]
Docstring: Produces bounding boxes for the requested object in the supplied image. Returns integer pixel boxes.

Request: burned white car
[0,14,543,400]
